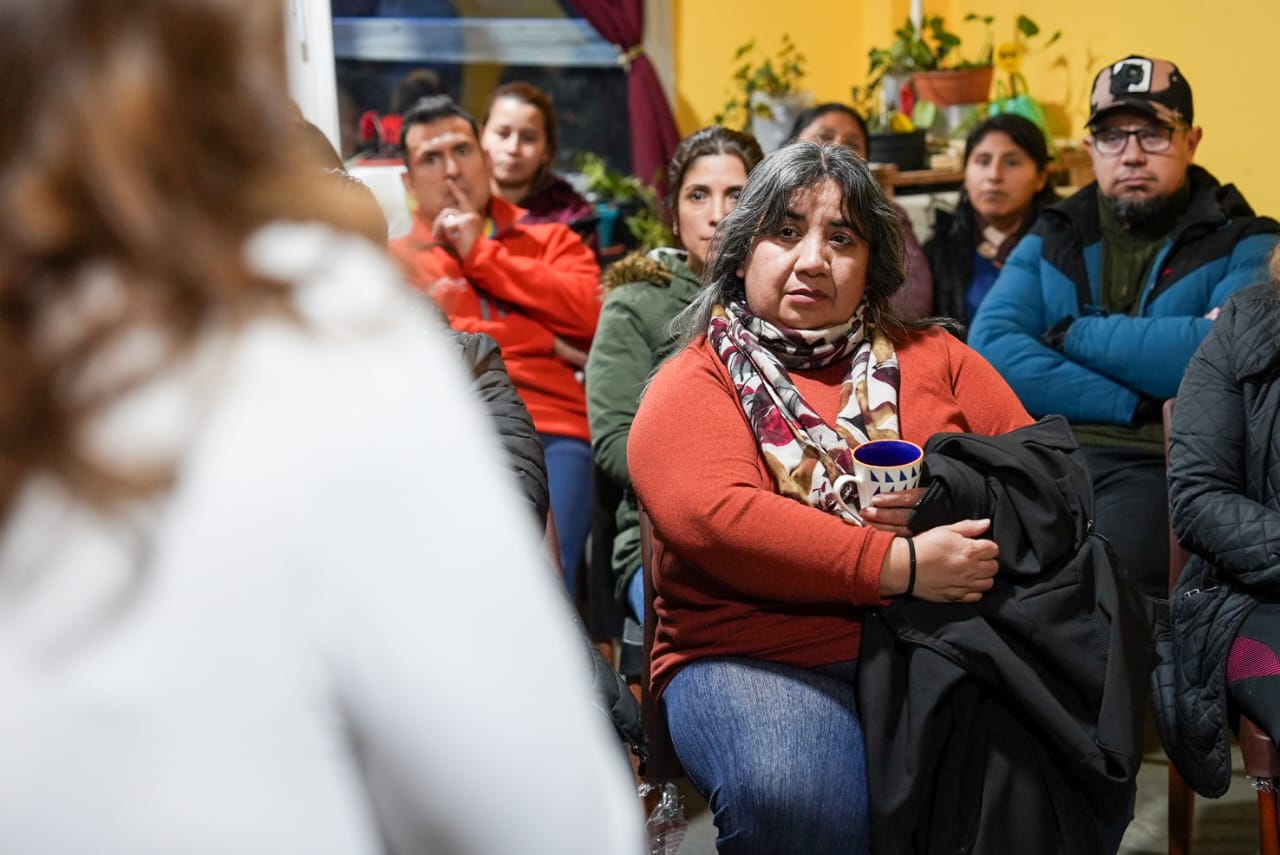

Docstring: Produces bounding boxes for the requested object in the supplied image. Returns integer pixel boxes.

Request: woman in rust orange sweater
[628,141,1031,854]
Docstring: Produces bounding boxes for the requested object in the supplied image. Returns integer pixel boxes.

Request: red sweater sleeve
[388,229,566,359]
[463,224,601,344]
[628,343,895,607]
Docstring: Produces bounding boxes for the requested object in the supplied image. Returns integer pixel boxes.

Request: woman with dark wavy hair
[586,124,763,623]
[629,141,1030,853]
[0,0,643,852]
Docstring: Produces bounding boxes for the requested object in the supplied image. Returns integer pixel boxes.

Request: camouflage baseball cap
[1087,55,1194,128]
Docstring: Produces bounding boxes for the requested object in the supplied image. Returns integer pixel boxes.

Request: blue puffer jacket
[969,166,1278,424]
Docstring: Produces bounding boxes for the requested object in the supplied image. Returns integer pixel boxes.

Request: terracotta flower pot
[911,67,994,107]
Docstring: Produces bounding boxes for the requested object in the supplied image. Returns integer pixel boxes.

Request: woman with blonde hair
[0,1,643,852]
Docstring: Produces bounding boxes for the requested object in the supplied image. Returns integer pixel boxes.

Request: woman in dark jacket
[1164,246,1280,796]
[923,114,1058,330]
[480,81,592,227]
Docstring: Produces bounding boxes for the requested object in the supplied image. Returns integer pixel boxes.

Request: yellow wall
[672,0,917,133]
[673,0,1280,218]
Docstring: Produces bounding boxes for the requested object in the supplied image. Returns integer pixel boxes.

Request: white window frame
[285,0,342,153]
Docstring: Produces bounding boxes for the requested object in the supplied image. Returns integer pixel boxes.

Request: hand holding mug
[833,439,924,526]
[861,487,928,535]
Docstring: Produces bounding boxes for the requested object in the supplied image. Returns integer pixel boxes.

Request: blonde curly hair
[0,0,361,517]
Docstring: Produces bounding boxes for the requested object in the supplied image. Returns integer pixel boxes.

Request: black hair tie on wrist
[905,537,917,597]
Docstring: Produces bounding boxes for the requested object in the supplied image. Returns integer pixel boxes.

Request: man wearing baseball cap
[970,56,1278,606]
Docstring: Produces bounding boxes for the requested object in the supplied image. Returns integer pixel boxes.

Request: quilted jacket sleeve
[1168,292,1280,591]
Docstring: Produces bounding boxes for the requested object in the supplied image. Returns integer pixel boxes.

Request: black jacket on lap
[1157,283,1280,797]
[858,416,1153,855]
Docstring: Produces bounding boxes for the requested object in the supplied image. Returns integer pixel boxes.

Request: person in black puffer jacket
[1159,248,1280,797]
[451,329,550,526]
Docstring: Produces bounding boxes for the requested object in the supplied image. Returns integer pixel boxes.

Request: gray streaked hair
[675,140,908,346]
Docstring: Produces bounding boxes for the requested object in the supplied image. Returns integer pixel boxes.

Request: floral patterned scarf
[707,300,901,524]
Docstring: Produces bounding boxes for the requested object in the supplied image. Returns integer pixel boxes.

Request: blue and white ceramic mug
[847,439,923,509]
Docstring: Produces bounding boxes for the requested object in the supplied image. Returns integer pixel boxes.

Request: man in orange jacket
[390,94,601,594]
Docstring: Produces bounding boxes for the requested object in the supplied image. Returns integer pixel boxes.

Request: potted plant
[872,13,995,108]
[575,152,672,253]
[714,34,812,153]
[854,36,937,171]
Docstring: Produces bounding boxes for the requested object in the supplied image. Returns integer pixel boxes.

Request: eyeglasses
[1090,125,1181,156]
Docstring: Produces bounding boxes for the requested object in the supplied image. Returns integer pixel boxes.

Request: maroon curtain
[567,0,680,187]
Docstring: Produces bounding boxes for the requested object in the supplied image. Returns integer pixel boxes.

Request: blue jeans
[626,566,645,625]
[664,657,868,855]
[539,433,592,598]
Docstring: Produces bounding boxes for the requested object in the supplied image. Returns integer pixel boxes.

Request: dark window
[330,1,630,174]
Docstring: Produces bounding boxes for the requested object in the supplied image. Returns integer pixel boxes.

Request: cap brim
[1086,99,1178,129]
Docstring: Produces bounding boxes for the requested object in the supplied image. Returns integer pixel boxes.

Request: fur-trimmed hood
[601,247,691,293]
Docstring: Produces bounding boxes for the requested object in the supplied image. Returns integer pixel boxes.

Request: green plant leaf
[719,33,807,124]
[1017,15,1039,37]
